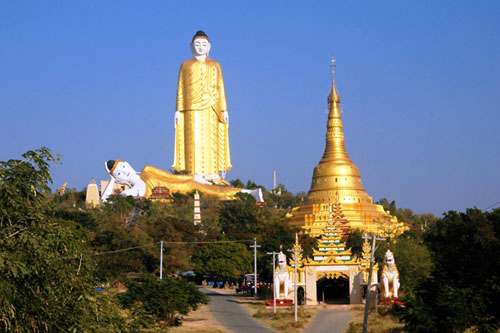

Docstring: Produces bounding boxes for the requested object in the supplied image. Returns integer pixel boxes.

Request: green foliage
[0,148,125,332]
[377,198,396,215]
[91,217,158,280]
[229,178,245,188]
[191,240,252,280]
[217,189,317,280]
[54,189,86,209]
[89,197,197,280]
[345,229,364,258]
[102,195,136,218]
[397,208,500,332]
[119,274,208,329]
[391,237,433,294]
[263,184,306,209]
[297,232,318,259]
[138,201,197,273]
[54,209,98,231]
[219,192,260,239]
[0,147,59,229]
[376,198,438,235]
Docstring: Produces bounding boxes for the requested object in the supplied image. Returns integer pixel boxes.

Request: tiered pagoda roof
[312,199,356,263]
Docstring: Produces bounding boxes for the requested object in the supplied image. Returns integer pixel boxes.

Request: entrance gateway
[317,277,349,304]
[282,200,378,305]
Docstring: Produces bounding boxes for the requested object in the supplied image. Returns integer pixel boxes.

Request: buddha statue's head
[191,30,211,57]
[105,159,138,184]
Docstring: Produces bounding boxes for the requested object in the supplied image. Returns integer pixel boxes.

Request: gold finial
[331,54,336,84]
[329,54,340,105]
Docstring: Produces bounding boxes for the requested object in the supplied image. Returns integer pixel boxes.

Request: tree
[391,237,433,294]
[91,216,158,280]
[377,198,396,215]
[345,229,364,258]
[229,178,245,188]
[0,148,124,332]
[119,274,208,330]
[397,208,500,332]
[191,240,252,281]
[218,192,261,239]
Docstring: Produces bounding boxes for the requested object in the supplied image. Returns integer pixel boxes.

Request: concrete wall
[305,266,317,305]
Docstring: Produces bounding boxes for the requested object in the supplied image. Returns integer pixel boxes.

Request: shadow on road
[201,291,234,297]
[226,299,260,305]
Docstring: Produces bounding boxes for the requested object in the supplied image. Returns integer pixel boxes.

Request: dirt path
[304,308,354,333]
[200,288,275,333]
[170,302,229,332]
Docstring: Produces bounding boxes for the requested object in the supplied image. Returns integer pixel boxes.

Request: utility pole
[362,234,386,333]
[160,240,163,280]
[266,250,279,314]
[288,236,303,323]
[250,238,261,298]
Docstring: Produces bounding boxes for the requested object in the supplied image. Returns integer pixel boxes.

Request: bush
[119,274,208,329]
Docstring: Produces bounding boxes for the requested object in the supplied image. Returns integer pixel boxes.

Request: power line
[483,200,500,211]
[53,239,255,260]
[163,239,254,245]
[92,243,158,256]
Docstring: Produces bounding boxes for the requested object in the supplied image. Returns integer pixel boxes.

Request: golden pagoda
[290,57,406,237]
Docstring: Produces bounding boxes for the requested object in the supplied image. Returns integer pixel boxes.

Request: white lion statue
[380,246,400,298]
[274,246,292,299]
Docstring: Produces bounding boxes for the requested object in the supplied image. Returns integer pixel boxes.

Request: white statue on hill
[100,160,263,203]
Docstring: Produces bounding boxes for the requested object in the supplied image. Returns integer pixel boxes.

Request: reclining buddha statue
[101,160,263,203]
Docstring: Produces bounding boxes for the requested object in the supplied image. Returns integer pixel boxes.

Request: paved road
[201,288,274,333]
[304,309,354,333]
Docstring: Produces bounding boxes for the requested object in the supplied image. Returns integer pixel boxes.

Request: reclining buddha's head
[106,159,137,184]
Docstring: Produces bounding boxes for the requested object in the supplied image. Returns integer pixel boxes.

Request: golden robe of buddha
[173,31,231,177]
[141,165,240,200]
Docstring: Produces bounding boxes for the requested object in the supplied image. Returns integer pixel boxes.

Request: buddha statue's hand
[223,111,228,124]
[174,111,180,127]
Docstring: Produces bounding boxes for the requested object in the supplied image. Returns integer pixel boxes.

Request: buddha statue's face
[112,161,137,183]
[191,38,211,57]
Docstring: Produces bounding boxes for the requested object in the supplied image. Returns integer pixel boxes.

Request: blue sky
[1,1,499,215]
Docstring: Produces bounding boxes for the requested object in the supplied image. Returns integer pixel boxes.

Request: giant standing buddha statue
[173,30,231,183]
[99,31,265,204]
[290,58,406,236]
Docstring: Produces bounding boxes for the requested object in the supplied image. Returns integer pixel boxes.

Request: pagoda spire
[308,56,368,204]
[322,55,351,163]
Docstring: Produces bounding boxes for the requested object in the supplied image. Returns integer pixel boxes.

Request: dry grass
[346,307,404,333]
[241,300,315,333]
[169,303,229,333]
